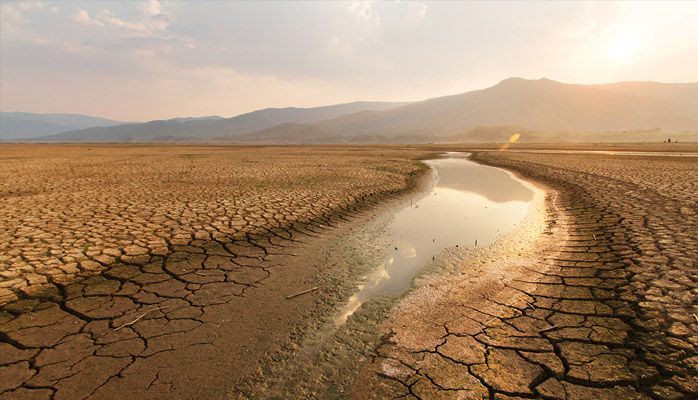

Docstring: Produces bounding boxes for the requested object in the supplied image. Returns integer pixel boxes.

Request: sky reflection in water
[335,156,534,325]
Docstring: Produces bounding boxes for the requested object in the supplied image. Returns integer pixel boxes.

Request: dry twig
[523,299,536,309]
[538,325,558,333]
[286,286,320,299]
[114,306,167,331]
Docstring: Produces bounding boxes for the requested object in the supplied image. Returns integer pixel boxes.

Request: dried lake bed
[1,144,697,399]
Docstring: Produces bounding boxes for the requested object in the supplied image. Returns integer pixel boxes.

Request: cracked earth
[350,150,697,400]
[0,144,429,399]
[2,145,697,400]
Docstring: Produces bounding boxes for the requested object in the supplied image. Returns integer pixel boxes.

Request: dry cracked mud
[0,144,431,399]
[3,144,697,400]
[351,150,697,400]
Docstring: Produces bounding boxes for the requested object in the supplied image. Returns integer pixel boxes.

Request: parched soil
[3,144,698,400]
[352,151,698,399]
[0,144,432,399]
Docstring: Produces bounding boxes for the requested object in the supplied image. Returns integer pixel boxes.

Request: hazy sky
[1,1,697,121]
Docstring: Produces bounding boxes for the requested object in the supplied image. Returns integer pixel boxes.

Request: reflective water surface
[334,153,534,325]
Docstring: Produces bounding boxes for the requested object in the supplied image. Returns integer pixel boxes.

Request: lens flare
[500,133,521,151]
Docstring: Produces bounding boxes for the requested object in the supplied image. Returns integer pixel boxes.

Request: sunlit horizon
[1,0,697,122]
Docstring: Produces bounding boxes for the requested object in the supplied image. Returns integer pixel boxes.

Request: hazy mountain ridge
[235,78,698,143]
[0,112,129,140]
[34,102,409,142]
[169,116,224,122]
[7,78,698,143]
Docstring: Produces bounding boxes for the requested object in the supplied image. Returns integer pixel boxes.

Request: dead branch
[286,286,320,300]
[114,306,167,331]
[538,325,558,333]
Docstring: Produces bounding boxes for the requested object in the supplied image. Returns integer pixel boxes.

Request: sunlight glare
[608,34,639,64]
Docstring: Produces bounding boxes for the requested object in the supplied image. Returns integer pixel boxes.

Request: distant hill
[37,102,409,142]
[0,112,128,140]
[169,116,223,122]
[12,79,698,143]
[233,78,698,143]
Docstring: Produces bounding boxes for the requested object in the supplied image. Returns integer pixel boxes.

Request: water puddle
[334,153,534,325]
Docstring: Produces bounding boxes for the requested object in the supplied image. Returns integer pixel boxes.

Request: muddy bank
[230,160,438,399]
[237,153,549,398]
[348,157,559,399]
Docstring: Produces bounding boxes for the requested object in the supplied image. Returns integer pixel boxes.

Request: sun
[608,34,638,64]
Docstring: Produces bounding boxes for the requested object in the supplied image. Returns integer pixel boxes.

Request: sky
[1,1,697,122]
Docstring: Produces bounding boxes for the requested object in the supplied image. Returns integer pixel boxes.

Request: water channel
[334,152,536,325]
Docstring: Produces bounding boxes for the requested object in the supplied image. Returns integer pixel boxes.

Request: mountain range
[4,78,697,143]
[233,78,698,143]
[0,112,128,140]
[23,102,408,142]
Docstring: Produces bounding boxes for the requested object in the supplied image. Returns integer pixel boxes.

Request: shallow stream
[334,152,535,325]
[261,152,543,396]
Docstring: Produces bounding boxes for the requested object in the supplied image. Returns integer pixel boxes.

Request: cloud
[403,2,427,26]
[105,10,155,32]
[97,9,149,31]
[1,4,25,21]
[139,0,163,17]
[72,10,105,27]
[71,6,170,33]
[348,1,380,30]
[1,3,28,33]
[1,1,46,30]
[137,0,170,31]
[18,1,43,11]
[328,36,353,56]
